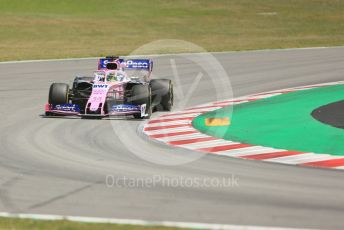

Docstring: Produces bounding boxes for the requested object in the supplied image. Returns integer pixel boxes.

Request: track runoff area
[144,81,344,170]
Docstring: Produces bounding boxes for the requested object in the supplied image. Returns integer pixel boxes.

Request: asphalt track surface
[312,100,344,129]
[0,47,344,229]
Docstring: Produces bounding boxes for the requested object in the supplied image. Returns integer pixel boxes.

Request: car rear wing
[98,57,153,72]
[98,57,124,70]
[125,59,153,72]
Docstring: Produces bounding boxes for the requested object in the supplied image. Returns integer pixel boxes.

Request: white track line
[0,212,312,230]
[335,166,344,170]
[217,146,283,157]
[1,46,344,64]
[180,139,238,149]
[159,113,203,119]
[156,133,211,142]
[265,153,334,164]
[144,127,194,135]
[147,120,192,127]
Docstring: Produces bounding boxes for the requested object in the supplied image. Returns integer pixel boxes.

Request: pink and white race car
[45,56,173,119]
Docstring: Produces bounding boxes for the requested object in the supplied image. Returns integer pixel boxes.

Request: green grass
[0,0,343,61]
[0,217,184,230]
[192,84,344,156]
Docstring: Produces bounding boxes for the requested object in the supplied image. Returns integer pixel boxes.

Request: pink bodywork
[45,58,152,117]
[87,75,125,115]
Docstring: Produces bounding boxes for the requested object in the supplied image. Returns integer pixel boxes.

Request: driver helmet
[107,72,117,82]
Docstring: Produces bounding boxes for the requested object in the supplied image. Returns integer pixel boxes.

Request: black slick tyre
[150,79,173,111]
[48,83,69,105]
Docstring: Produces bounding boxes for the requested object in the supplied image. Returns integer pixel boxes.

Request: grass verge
[192,84,344,156]
[0,217,184,230]
[0,0,343,61]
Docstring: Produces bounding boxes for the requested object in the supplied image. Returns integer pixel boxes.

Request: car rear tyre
[150,79,173,111]
[161,81,173,111]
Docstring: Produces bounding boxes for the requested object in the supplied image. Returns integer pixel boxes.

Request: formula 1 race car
[45,56,173,119]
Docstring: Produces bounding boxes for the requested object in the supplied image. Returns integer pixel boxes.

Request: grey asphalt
[0,47,344,229]
[312,100,344,129]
